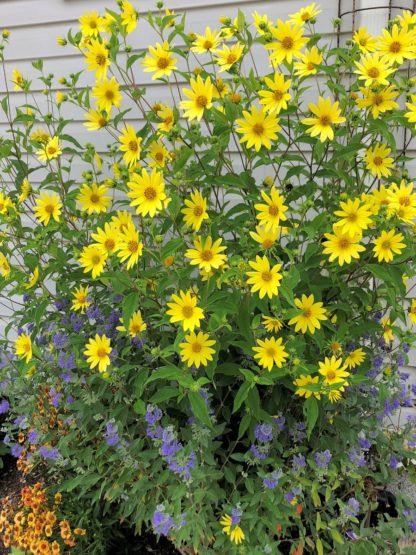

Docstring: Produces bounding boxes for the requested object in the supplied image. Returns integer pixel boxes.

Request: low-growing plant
[0,2,416,553]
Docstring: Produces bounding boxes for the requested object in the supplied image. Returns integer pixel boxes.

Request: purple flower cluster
[292,454,306,472]
[152,505,186,537]
[348,448,366,468]
[263,468,283,490]
[0,399,9,414]
[344,497,360,518]
[105,422,121,447]
[38,446,60,461]
[289,422,306,443]
[403,509,416,533]
[314,449,332,469]
[284,486,302,504]
[255,423,273,443]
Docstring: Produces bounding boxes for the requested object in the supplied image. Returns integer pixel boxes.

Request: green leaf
[233,381,252,413]
[329,528,344,545]
[122,291,140,329]
[316,537,324,555]
[150,386,179,403]
[365,263,405,296]
[303,396,319,438]
[188,391,212,427]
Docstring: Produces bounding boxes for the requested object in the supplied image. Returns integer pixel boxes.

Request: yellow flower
[166,290,205,331]
[115,224,143,269]
[344,348,365,369]
[55,91,65,105]
[215,43,244,72]
[408,299,416,325]
[318,356,349,385]
[121,1,138,34]
[353,27,377,53]
[220,514,245,545]
[84,39,110,80]
[355,85,399,118]
[262,315,283,332]
[84,109,109,131]
[18,178,31,203]
[289,294,327,334]
[252,11,272,35]
[15,333,32,363]
[265,20,308,64]
[127,168,166,217]
[236,106,280,151]
[0,253,11,277]
[322,226,365,265]
[249,225,279,249]
[157,104,174,132]
[181,190,209,231]
[12,68,24,91]
[0,192,13,213]
[289,3,321,25]
[381,315,394,343]
[387,180,416,222]
[293,46,323,77]
[258,73,291,114]
[111,210,133,233]
[405,94,416,124]
[301,97,346,142]
[36,136,62,162]
[213,78,229,98]
[293,374,321,399]
[142,40,177,80]
[164,8,175,27]
[84,334,112,374]
[119,124,142,167]
[364,143,394,178]
[71,285,91,312]
[79,11,105,37]
[253,336,288,371]
[116,310,147,336]
[79,244,108,278]
[24,267,39,290]
[92,77,122,113]
[246,255,282,299]
[179,331,216,368]
[254,187,288,231]
[180,75,214,121]
[148,141,170,168]
[377,24,416,65]
[354,53,395,87]
[91,223,120,253]
[77,183,111,214]
[327,388,344,403]
[397,10,416,29]
[185,236,227,273]
[34,192,62,225]
[31,127,50,143]
[333,198,372,236]
[191,27,222,53]
[372,229,405,262]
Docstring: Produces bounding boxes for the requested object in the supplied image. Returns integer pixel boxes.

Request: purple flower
[105,422,120,447]
[348,448,365,467]
[284,487,302,504]
[230,508,241,526]
[372,355,384,369]
[263,468,283,489]
[314,450,331,469]
[60,371,73,383]
[153,506,175,536]
[402,343,410,353]
[0,399,9,414]
[11,444,23,458]
[53,332,68,349]
[86,305,101,320]
[38,446,60,460]
[358,437,371,450]
[146,405,163,426]
[292,454,306,471]
[28,430,39,444]
[254,423,273,443]
[389,455,399,469]
[403,509,416,533]
[344,497,360,518]
[272,415,286,432]
[249,444,269,460]
[14,416,26,428]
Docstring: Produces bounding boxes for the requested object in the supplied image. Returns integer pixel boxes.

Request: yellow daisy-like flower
[386,180,416,223]
[220,514,245,545]
[366,186,390,214]
[265,20,308,65]
[288,294,327,334]
[92,77,122,113]
[77,183,111,214]
[301,97,346,142]
[33,192,62,225]
[397,10,416,28]
[254,187,288,231]
[84,334,112,374]
[258,73,291,114]
[111,210,133,234]
[180,75,214,121]
[327,388,344,403]
[293,374,321,399]
[253,336,289,371]
[249,225,279,249]
[246,255,282,299]
[372,229,405,262]
[252,11,273,35]
[115,224,143,269]
[353,27,377,53]
[215,43,244,72]
[24,267,39,290]
[179,331,216,368]
[121,1,138,34]
[381,315,394,343]
[377,24,416,65]
[157,104,174,133]
[322,226,365,266]
[127,168,166,217]
[405,94,416,124]
[181,190,209,231]
[119,124,142,167]
[36,136,62,162]
[191,27,222,54]
[15,333,32,363]
[166,290,205,331]
[289,3,321,25]
[364,143,394,179]
[235,106,281,151]
[71,285,91,312]
[0,192,13,214]
[18,178,31,203]
[142,40,177,80]
[408,299,416,325]
[84,39,110,80]
[354,53,395,87]
[213,78,230,98]
[12,68,24,91]
[148,141,170,169]
[318,356,349,386]
[185,236,227,273]
[293,46,323,77]
[0,253,11,277]
[91,223,120,254]
[344,348,365,369]
[355,85,399,118]
[31,127,50,143]
[262,315,283,333]
[333,198,372,236]
[116,310,147,336]
[79,244,108,278]
[79,10,105,37]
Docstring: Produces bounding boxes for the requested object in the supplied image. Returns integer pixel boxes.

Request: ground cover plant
[0,1,416,553]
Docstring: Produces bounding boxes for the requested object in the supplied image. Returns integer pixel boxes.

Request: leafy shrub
[0,2,416,553]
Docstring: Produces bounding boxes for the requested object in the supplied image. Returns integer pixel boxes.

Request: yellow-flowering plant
[0,2,416,554]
